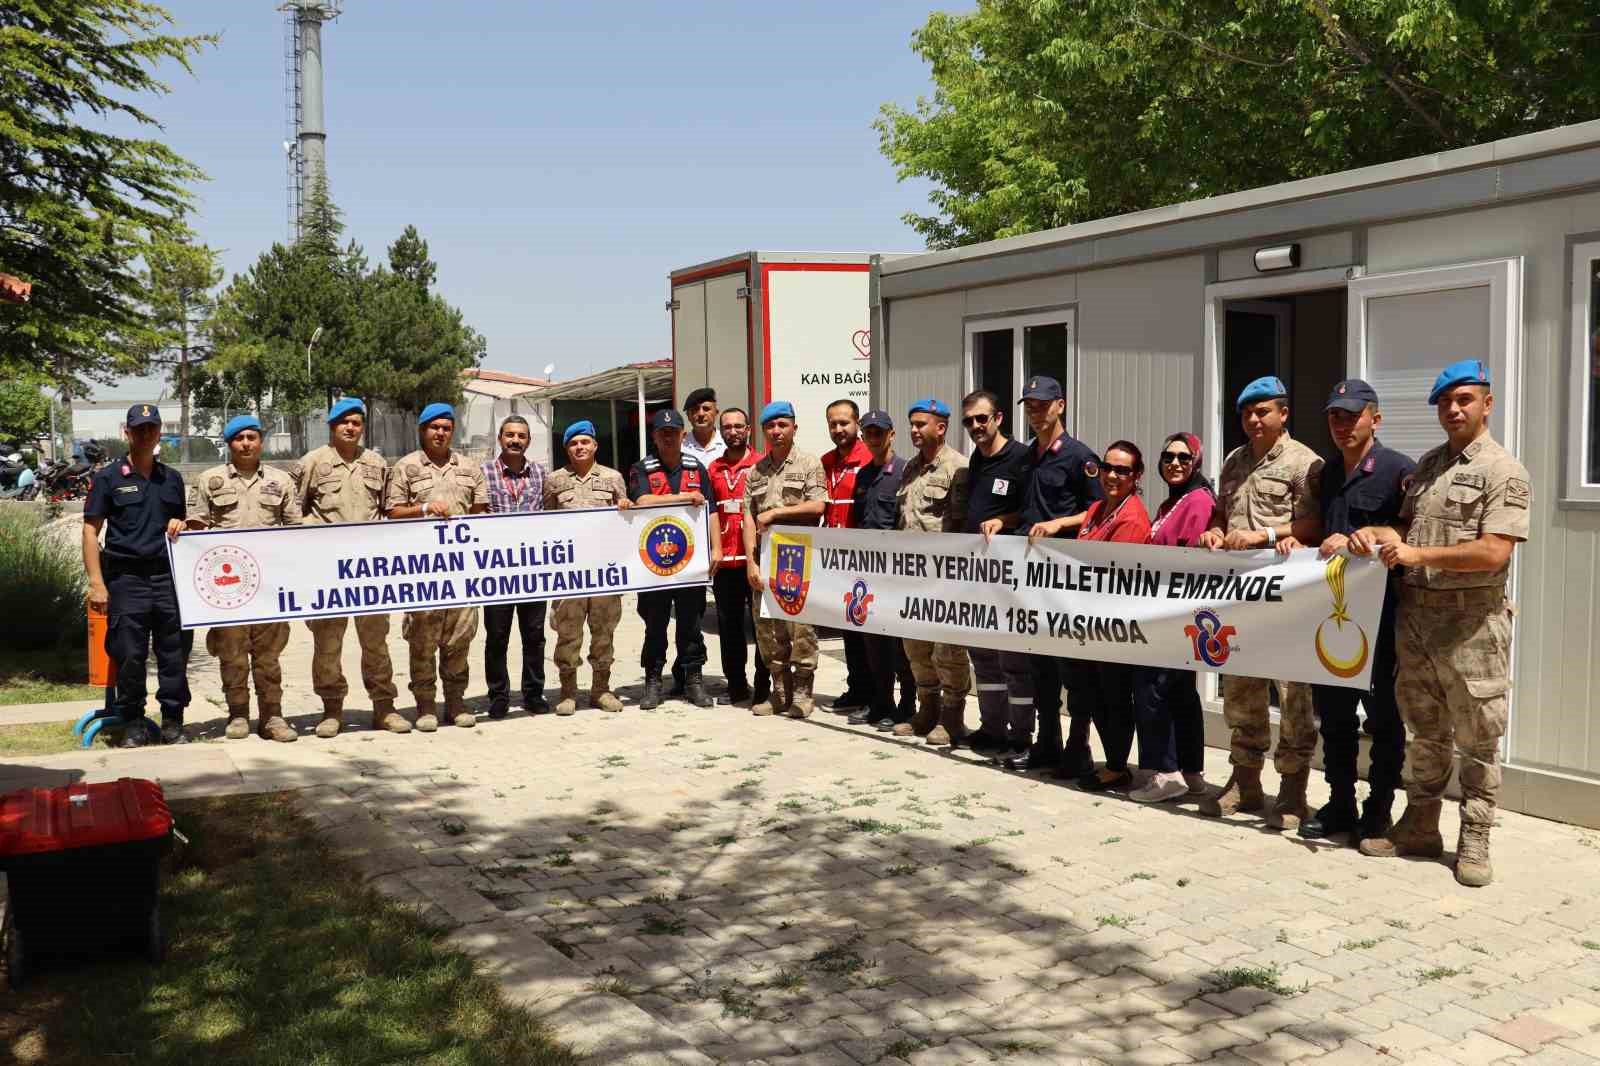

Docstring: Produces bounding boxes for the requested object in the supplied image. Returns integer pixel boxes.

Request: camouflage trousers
[755,618,817,672]
[402,607,478,704]
[904,639,971,702]
[306,613,397,703]
[206,622,290,711]
[549,595,622,673]
[1220,676,1317,774]
[1395,595,1511,827]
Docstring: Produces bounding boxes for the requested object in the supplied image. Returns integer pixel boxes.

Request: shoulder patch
[1401,474,1416,494]
[208,476,223,491]
[1082,458,1099,478]
[1506,478,1531,509]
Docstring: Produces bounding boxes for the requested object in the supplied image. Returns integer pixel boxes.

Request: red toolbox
[0,777,174,988]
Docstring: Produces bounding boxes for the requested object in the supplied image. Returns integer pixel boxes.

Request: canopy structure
[534,359,673,456]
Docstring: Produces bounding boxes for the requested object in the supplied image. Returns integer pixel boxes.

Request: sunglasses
[1159,451,1195,466]
[961,414,993,427]
[1101,463,1137,477]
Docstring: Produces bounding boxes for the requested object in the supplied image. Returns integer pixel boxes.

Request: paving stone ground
[6,599,1600,1065]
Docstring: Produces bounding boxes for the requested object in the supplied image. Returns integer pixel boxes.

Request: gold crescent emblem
[141,405,150,416]
[1314,555,1370,679]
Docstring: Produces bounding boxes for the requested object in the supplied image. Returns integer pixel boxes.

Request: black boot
[1056,715,1094,779]
[1357,788,1395,841]
[640,671,663,710]
[1299,786,1360,840]
[685,669,713,708]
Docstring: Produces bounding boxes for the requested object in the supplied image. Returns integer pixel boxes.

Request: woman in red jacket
[1075,441,1150,792]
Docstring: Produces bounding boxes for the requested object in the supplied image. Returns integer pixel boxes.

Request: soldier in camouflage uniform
[293,398,407,736]
[544,420,631,714]
[1356,360,1530,887]
[383,403,488,732]
[894,398,973,746]
[743,401,826,718]
[185,415,301,742]
[1199,376,1324,829]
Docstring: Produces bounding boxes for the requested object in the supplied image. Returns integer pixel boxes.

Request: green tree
[877,0,1600,247]
[0,378,51,442]
[0,1,214,385]
[140,229,222,460]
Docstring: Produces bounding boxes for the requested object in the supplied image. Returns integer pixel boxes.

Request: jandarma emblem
[638,515,695,577]
[1314,554,1370,679]
[193,544,261,610]
[842,578,873,627]
[1184,608,1238,668]
[769,532,812,616]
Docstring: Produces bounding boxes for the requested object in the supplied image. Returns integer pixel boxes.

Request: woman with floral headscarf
[1129,432,1214,803]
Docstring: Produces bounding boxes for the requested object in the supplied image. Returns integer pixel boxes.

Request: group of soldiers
[82,352,1528,887]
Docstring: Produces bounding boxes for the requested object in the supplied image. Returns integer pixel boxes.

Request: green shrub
[0,508,86,651]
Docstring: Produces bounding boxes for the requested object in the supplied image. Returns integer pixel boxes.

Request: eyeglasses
[1101,463,1136,477]
[961,414,992,427]
[1158,451,1195,466]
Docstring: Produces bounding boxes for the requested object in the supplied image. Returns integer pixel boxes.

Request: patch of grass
[1385,918,1412,930]
[904,769,930,780]
[1276,929,1292,944]
[1307,880,1331,890]
[640,913,689,937]
[0,791,580,1065]
[1101,836,1122,845]
[953,836,994,852]
[871,751,894,760]
[717,985,759,1019]
[712,833,738,847]
[880,1036,928,1061]
[1580,940,1600,951]
[0,510,90,664]
[642,892,673,906]
[1205,964,1305,996]
[546,849,574,868]
[566,831,590,844]
[886,863,921,877]
[1341,937,1386,950]
[846,818,905,836]
[1096,914,1135,929]
[808,931,873,977]
[1416,966,1467,982]
[1125,871,1156,883]
[0,720,81,756]
[994,860,1026,874]
[990,1039,1050,1057]
[766,968,806,991]
[586,967,637,997]
[600,754,627,767]
[1176,877,1190,887]
[440,817,467,837]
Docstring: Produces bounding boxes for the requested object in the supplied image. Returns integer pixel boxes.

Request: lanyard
[1084,493,1132,537]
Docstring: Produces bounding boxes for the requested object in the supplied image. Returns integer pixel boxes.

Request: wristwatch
[1265,526,1278,547]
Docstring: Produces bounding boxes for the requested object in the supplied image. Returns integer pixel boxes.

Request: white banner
[168,504,712,629]
[758,528,1388,689]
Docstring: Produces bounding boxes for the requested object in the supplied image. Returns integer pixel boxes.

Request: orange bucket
[86,599,112,687]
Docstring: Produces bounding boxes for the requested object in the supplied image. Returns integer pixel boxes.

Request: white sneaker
[1131,772,1189,803]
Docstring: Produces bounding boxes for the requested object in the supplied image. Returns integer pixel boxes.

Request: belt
[1399,585,1507,609]
[104,556,170,577]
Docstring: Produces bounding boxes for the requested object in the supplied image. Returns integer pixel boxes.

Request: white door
[672,281,708,408]
[1346,256,1525,737]
[1346,258,1523,458]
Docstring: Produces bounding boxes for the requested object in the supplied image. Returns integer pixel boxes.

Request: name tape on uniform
[168,504,712,629]
[759,528,1387,690]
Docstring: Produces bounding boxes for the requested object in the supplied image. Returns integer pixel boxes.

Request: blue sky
[106,0,945,397]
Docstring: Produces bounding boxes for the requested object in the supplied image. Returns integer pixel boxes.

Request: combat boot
[591,670,623,712]
[685,669,713,709]
[1198,767,1265,817]
[640,671,664,710]
[414,701,439,733]
[925,693,968,747]
[554,671,580,716]
[315,699,343,739]
[1267,769,1311,831]
[224,705,251,741]
[1454,821,1493,887]
[1299,786,1359,840]
[785,670,816,719]
[258,706,297,743]
[1358,800,1444,858]
[446,696,475,729]
[751,670,787,716]
[1358,788,1395,841]
[893,693,940,738]
[372,699,411,734]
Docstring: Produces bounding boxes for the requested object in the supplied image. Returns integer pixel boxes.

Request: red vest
[708,450,760,568]
[821,438,874,529]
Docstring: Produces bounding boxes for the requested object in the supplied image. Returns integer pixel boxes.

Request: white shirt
[682,429,727,468]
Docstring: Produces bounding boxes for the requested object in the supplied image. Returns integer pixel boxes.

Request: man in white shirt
[681,387,728,469]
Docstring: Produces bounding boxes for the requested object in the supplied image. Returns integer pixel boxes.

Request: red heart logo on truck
[851,329,871,360]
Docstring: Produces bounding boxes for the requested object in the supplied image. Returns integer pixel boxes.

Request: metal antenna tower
[280,1,341,242]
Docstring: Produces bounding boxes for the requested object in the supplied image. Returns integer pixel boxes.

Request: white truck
[669,251,897,456]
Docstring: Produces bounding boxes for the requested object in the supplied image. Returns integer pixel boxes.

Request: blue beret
[909,397,951,419]
[759,401,796,425]
[1427,359,1490,404]
[223,414,262,442]
[1236,375,1288,410]
[327,397,365,424]
[563,420,597,445]
[418,402,455,427]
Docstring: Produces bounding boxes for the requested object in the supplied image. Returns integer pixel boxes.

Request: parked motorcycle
[0,452,37,500]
